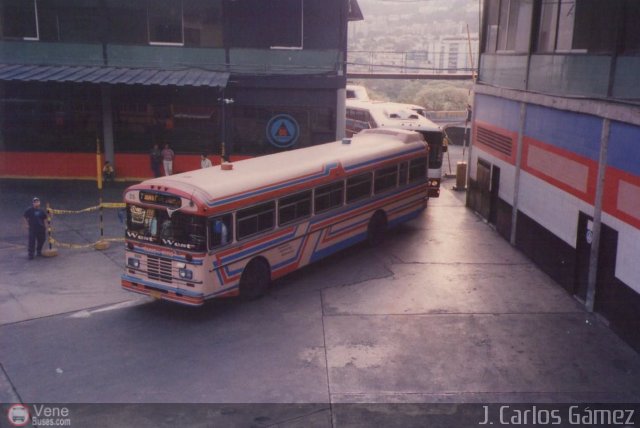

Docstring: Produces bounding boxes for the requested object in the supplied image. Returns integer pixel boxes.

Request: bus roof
[346,99,441,132]
[127,128,427,211]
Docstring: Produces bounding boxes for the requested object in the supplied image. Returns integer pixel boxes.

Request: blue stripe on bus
[207,162,340,207]
[345,146,426,171]
[209,183,427,287]
[388,208,422,227]
[215,183,427,271]
[207,146,426,208]
[309,232,368,263]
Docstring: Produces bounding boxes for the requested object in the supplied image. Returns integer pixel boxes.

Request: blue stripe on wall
[524,104,601,162]
[475,94,521,133]
[609,121,640,176]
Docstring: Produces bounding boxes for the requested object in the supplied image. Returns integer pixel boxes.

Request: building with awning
[0,0,363,179]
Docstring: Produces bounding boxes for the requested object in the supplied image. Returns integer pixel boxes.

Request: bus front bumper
[121,277,205,306]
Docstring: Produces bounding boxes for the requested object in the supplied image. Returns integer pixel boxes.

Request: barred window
[237,201,275,240]
[374,165,398,194]
[314,182,344,214]
[346,173,372,203]
[409,157,427,182]
[399,162,408,186]
[278,191,311,226]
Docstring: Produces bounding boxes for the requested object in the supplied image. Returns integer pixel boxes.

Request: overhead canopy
[0,64,229,87]
[348,0,364,21]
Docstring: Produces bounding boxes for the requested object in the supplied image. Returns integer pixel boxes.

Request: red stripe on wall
[0,152,251,180]
[603,167,640,230]
[522,137,598,205]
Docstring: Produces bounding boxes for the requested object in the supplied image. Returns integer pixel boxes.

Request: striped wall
[471,94,640,293]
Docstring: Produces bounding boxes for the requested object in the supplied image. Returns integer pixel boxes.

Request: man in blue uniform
[23,197,47,259]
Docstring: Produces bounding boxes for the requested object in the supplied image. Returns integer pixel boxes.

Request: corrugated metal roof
[0,64,229,87]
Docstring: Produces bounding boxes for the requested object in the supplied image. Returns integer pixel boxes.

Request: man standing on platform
[161,143,175,176]
[23,197,47,260]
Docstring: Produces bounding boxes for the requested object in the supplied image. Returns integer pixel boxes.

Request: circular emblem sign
[266,114,299,149]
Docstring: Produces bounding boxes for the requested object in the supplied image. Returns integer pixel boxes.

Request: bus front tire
[239,258,271,300]
[367,211,387,246]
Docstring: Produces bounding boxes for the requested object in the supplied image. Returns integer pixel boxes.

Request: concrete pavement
[1,149,640,426]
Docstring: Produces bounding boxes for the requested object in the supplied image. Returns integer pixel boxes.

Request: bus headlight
[127,257,140,268]
[179,268,193,280]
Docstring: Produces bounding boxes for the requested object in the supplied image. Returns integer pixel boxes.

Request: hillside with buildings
[348,0,479,111]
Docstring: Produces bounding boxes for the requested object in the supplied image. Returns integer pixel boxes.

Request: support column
[336,88,346,140]
[100,84,114,165]
[586,118,611,312]
[510,102,526,245]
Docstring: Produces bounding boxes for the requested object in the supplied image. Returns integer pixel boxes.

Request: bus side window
[374,165,398,194]
[314,181,344,214]
[279,190,312,226]
[209,214,233,249]
[237,201,275,240]
[399,162,408,186]
[409,157,428,182]
[346,172,372,203]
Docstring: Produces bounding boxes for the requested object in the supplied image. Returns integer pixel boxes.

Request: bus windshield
[420,130,444,169]
[126,205,207,251]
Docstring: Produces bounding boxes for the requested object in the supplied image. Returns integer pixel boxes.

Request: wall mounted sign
[266,114,299,149]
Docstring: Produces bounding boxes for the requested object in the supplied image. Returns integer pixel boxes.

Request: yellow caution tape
[49,237,124,249]
[48,202,126,215]
[101,202,126,209]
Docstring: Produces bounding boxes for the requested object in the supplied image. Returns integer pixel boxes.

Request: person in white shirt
[200,153,212,169]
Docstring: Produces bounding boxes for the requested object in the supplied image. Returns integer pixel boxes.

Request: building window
[555,0,576,51]
[38,0,101,43]
[183,0,222,47]
[148,0,183,45]
[2,0,38,39]
[270,0,303,49]
[229,0,303,49]
[536,0,617,53]
[536,0,559,52]
[622,0,640,54]
[108,2,147,44]
[496,0,533,52]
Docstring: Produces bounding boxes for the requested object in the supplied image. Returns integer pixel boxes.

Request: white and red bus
[346,98,445,197]
[121,128,430,306]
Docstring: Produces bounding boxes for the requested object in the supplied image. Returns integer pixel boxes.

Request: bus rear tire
[367,211,387,246]
[239,258,271,300]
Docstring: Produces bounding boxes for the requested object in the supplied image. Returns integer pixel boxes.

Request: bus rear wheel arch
[367,210,388,246]
[239,257,271,300]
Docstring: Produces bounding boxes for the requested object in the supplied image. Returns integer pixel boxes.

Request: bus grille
[147,255,173,283]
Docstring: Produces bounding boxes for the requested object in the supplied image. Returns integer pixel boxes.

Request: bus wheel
[239,258,271,300]
[367,211,387,246]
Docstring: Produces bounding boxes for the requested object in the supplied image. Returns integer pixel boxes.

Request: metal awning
[0,64,229,87]
[348,0,364,21]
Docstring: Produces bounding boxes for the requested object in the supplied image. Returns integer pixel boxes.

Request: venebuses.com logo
[7,403,72,427]
[7,404,29,427]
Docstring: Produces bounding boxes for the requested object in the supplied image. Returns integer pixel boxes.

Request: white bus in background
[346,98,445,197]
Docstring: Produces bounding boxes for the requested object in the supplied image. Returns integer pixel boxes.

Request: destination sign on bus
[139,191,182,208]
